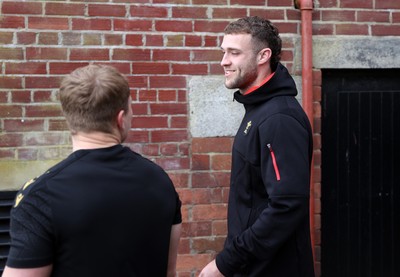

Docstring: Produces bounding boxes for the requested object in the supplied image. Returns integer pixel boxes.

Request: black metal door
[321,69,400,277]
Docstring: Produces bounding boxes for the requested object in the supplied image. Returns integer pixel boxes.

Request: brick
[204,35,219,47]
[17,148,38,160]
[46,3,85,16]
[62,32,82,45]
[176,254,212,272]
[340,0,372,8]
[179,188,211,204]
[133,62,170,74]
[318,0,338,7]
[25,104,63,117]
[166,35,184,47]
[155,157,190,170]
[193,49,222,62]
[5,62,47,75]
[33,91,54,103]
[25,77,62,89]
[371,25,400,36]
[131,116,168,128]
[0,92,8,103]
[72,18,112,31]
[181,221,212,237]
[250,9,285,20]
[113,49,151,61]
[160,143,178,156]
[0,16,25,29]
[1,1,42,14]
[232,0,264,4]
[105,34,123,46]
[211,154,231,171]
[167,172,190,188]
[151,130,188,142]
[192,237,225,253]
[172,7,207,18]
[11,90,31,103]
[213,8,247,19]
[177,238,191,254]
[150,76,187,89]
[194,20,230,33]
[49,119,69,131]
[192,172,228,188]
[336,24,369,35]
[192,137,233,153]
[0,32,13,44]
[172,64,208,75]
[150,103,187,115]
[155,20,193,32]
[126,34,144,46]
[171,116,187,128]
[4,119,45,132]
[17,32,37,44]
[88,4,126,17]
[49,62,88,74]
[154,0,190,3]
[376,0,400,9]
[192,0,227,3]
[212,220,227,236]
[312,23,334,35]
[138,90,157,101]
[192,204,227,220]
[0,105,23,117]
[130,5,168,17]
[153,49,191,61]
[0,77,23,89]
[38,32,59,45]
[83,33,102,45]
[0,149,15,159]
[145,34,164,46]
[127,75,148,89]
[114,19,152,31]
[322,10,356,22]
[25,133,67,146]
[29,17,69,30]
[185,35,202,47]
[394,12,400,23]
[26,47,67,60]
[0,134,23,147]
[268,0,293,6]
[358,11,390,23]
[125,130,150,143]
[70,49,109,61]
[0,47,24,60]
[192,154,210,170]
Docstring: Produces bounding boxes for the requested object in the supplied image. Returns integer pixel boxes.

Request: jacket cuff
[215,252,235,277]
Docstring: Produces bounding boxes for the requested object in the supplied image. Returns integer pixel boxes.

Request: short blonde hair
[59,65,130,134]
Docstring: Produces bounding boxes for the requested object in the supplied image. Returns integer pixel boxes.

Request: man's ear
[116,110,125,130]
[258,48,272,65]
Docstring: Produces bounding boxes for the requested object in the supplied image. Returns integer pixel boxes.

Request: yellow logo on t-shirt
[14,193,24,208]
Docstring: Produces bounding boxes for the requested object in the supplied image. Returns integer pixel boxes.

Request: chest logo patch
[244,121,252,135]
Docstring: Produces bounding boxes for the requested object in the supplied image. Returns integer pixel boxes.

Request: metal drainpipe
[295,0,315,269]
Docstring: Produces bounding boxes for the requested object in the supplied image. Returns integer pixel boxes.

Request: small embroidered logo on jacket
[244,121,252,134]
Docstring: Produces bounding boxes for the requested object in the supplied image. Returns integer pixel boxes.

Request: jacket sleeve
[216,113,312,276]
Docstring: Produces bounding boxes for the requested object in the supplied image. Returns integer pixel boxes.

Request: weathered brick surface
[1,0,399,275]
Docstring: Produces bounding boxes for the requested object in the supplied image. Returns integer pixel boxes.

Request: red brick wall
[1,0,400,276]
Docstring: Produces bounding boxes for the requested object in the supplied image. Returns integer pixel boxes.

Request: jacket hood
[233,63,297,106]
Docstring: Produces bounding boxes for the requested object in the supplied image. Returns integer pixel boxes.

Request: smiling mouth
[224,70,236,76]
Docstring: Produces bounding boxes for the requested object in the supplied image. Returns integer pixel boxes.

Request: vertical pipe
[296,0,315,271]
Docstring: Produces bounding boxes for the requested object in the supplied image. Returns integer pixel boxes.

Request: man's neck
[71,131,121,152]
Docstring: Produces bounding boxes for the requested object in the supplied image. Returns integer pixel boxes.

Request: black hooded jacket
[215,63,315,277]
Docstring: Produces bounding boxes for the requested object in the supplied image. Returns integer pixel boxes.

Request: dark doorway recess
[321,69,400,277]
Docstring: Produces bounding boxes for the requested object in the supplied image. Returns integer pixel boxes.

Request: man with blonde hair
[4,65,182,277]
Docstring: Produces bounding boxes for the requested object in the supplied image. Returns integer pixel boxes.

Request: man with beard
[199,16,314,277]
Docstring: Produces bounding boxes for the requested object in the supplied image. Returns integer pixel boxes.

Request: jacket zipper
[267,144,281,181]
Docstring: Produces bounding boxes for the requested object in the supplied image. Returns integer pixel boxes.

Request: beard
[224,64,258,92]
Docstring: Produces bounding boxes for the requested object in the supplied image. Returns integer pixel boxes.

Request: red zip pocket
[267,144,281,181]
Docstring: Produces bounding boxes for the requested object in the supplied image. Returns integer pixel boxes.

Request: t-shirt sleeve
[172,191,182,225]
[6,189,54,268]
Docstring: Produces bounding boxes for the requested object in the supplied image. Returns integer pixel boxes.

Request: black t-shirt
[6,145,182,276]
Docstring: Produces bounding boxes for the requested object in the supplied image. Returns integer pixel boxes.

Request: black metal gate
[321,69,400,277]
